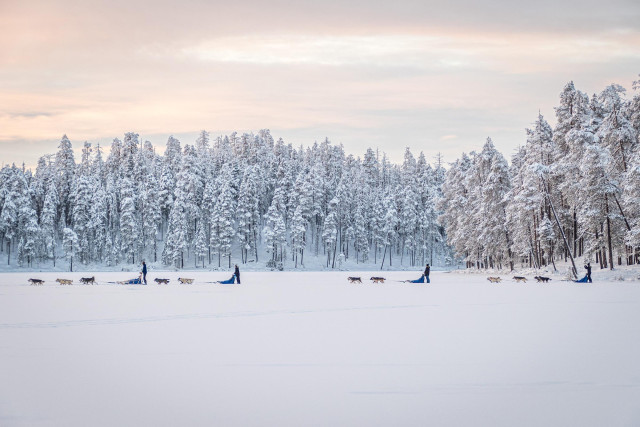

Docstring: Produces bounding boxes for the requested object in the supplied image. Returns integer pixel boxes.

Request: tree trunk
[541,177,577,278]
[612,194,632,232]
[573,209,577,259]
[605,195,614,271]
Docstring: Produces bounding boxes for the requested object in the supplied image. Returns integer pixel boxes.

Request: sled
[574,275,589,283]
[118,277,144,285]
[404,275,425,283]
[218,276,236,284]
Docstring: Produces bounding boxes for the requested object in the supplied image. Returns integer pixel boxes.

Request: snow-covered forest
[0,130,449,270]
[1,78,639,273]
[439,79,640,275]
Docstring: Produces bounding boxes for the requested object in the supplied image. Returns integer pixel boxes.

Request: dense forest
[1,78,638,274]
[0,131,449,270]
[439,79,640,276]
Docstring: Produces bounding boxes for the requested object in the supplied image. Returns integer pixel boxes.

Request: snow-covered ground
[1,270,639,427]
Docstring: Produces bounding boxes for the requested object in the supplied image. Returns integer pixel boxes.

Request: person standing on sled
[234,264,241,284]
[424,264,430,283]
[584,262,592,283]
[142,261,148,285]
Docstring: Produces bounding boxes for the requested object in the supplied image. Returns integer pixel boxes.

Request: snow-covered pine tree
[62,227,78,271]
[290,204,306,267]
[41,181,59,266]
[0,166,22,265]
[119,178,139,264]
[236,166,261,264]
[55,135,75,226]
[438,153,472,266]
[380,193,398,268]
[322,198,338,268]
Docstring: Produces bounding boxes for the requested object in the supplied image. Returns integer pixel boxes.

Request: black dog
[347,277,362,283]
[80,276,95,285]
[534,276,551,283]
[28,278,44,285]
[370,276,386,283]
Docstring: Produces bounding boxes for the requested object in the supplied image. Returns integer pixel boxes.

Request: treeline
[0,131,450,270]
[438,79,640,275]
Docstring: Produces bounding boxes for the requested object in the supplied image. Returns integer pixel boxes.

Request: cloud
[0,0,639,169]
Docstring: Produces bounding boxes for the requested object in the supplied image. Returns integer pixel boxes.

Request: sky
[1,0,639,168]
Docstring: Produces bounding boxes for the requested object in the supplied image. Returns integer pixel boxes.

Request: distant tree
[62,227,78,271]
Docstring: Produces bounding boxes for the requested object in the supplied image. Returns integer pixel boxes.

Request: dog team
[27,261,241,286]
[487,275,552,283]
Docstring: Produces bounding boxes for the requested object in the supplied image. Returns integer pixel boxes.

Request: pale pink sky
[1,0,639,167]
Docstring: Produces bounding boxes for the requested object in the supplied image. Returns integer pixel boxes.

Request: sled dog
[487,277,502,283]
[28,278,44,285]
[154,278,170,284]
[512,276,527,283]
[347,277,362,283]
[370,276,386,283]
[80,276,95,285]
[56,278,73,285]
[534,276,551,283]
[178,277,194,284]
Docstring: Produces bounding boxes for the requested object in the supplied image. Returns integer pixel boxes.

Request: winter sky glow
[1,0,639,167]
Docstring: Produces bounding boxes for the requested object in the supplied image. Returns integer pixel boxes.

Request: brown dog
[56,278,73,285]
[487,277,502,283]
[178,277,194,284]
[513,276,527,283]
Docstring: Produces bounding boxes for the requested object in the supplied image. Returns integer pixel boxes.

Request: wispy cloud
[1,0,639,168]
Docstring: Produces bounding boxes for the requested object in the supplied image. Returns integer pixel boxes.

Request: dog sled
[403,275,425,283]
[575,275,589,283]
[117,275,145,285]
[217,275,236,284]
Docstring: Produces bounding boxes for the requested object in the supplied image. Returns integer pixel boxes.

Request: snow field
[1,271,639,426]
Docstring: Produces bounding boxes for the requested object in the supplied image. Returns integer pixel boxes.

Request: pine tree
[290,204,306,267]
[119,178,139,264]
[41,181,59,266]
[62,227,78,272]
[55,135,75,226]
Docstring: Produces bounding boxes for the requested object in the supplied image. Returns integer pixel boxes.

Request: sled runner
[217,276,236,284]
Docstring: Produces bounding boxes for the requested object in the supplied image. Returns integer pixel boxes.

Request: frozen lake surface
[1,270,639,426]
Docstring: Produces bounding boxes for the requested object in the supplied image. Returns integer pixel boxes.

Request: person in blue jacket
[234,264,241,284]
[423,264,430,283]
[142,261,148,285]
[584,262,592,283]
